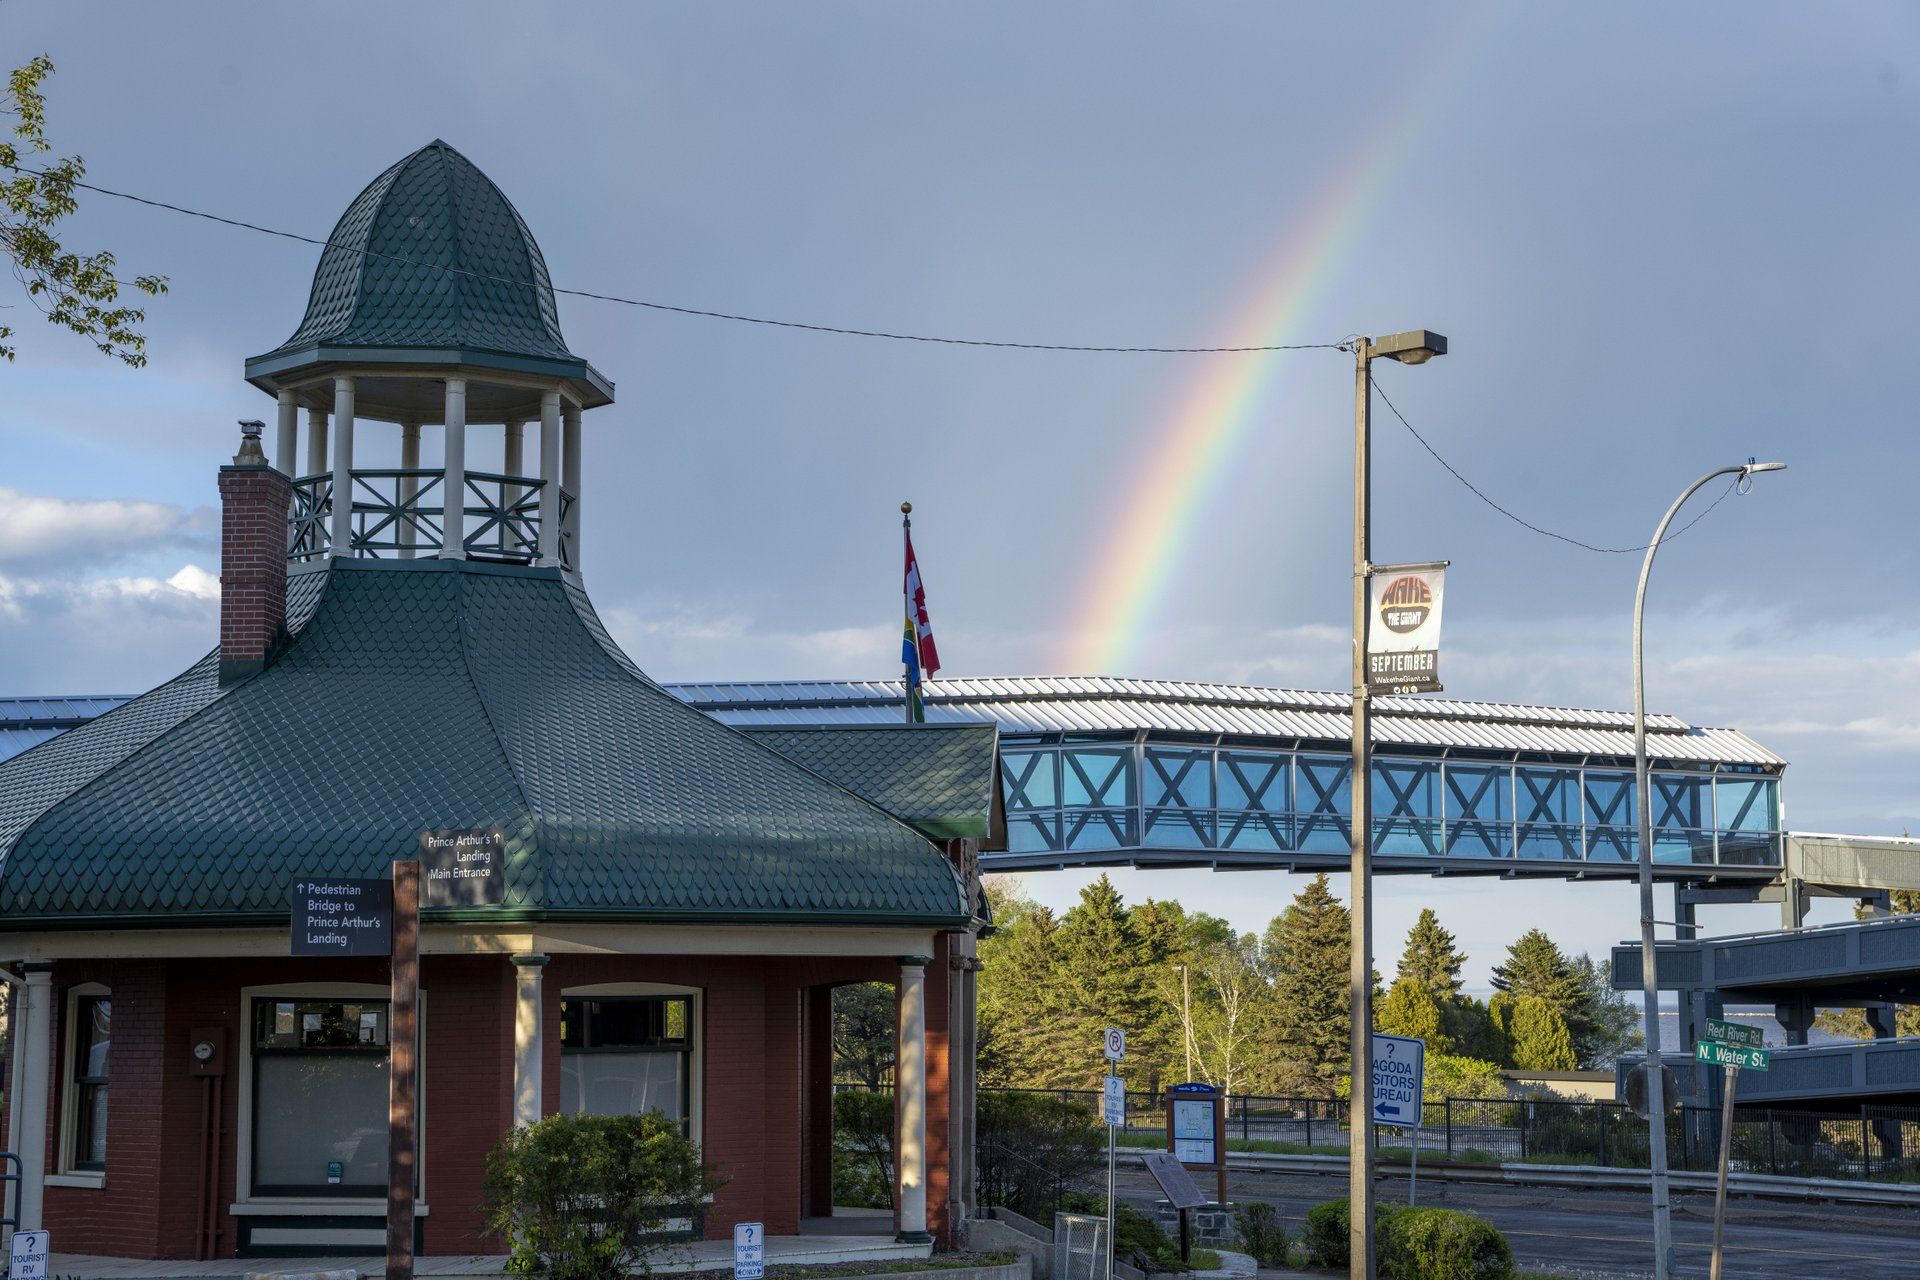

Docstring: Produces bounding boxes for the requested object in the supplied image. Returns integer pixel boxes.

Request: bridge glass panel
[1373,758,1441,856]
[1583,771,1636,862]
[1001,748,1058,810]
[1653,773,1713,864]
[1295,755,1351,852]
[1219,749,1291,851]
[1061,745,1134,807]
[1515,767,1580,860]
[1143,746,1214,847]
[1445,763,1511,859]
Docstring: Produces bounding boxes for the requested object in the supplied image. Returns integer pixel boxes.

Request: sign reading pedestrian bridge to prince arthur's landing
[421,826,507,907]
[290,877,393,957]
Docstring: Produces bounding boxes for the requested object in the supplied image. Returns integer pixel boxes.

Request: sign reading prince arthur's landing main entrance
[1366,562,1448,695]
[421,826,507,907]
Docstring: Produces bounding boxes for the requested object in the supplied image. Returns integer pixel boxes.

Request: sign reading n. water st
[420,827,506,907]
[290,877,392,957]
[1372,1033,1426,1126]
[1696,1040,1770,1071]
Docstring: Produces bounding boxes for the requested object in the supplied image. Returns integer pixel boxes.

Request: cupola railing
[290,468,575,570]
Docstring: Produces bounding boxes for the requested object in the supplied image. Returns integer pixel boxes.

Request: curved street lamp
[1633,458,1786,1280]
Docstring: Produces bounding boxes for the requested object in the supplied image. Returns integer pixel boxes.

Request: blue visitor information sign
[1372,1032,1425,1127]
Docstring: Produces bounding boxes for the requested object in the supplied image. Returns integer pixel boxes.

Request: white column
[399,422,422,558]
[537,390,561,566]
[329,378,355,556]
[440,379,467,560]
[503,420,526,553]
[305,407,329,477]
[561,402,582,571]
[275,390,298,477]
[895,955,931,1242]
[512,955,547,1128]
[14,965,54,1231]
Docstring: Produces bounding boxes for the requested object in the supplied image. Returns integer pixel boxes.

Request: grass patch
[653,1253,1018,1280]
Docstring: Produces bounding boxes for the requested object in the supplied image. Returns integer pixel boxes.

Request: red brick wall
[217,463,291,675]
[420,955,512,1254]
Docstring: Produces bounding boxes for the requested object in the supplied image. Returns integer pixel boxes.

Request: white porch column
[398,422,422,558]
[440,379,467,560]
[13,965,54,1231]
[305,407,329,477]
[561,402,582,570]
[537,390,561,566]
[274,390,298,477]
[512,955,547,1127]
[503,420,526,553]
[329,378,355,556]
[895,955,932,1243]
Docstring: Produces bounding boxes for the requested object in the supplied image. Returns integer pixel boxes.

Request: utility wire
[35,170,1345,355]
[1368,372,1739,555]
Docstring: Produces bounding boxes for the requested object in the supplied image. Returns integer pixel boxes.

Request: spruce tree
[1509,994,1578,1070]
[1491,929,1583,1017]
[1377,977,1449,1053]
[1396,908,1467,1001]
[977,897,1075,1086]
[1263,874,1354,1092]
[1053,876,1157,1086]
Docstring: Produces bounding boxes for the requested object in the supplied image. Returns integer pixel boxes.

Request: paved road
[1116,1165,1920,1279]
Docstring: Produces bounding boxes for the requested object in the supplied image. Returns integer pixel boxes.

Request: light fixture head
[1743,459,1787,475]
[1372,329,1448,365]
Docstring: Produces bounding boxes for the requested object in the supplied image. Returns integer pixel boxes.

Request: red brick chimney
[218,420,292,683]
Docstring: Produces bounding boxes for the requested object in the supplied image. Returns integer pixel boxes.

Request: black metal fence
[976,1086,1920,1184]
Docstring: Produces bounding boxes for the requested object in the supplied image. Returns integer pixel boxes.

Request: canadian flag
[904,530,941,678]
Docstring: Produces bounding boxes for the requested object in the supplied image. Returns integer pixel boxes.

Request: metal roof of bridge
[667,675,1784,767]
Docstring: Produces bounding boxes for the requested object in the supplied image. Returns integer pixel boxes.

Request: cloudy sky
[3,3,1917,985]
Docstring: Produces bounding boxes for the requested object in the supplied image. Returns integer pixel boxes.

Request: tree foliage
[1264,874,1354,1093]
[1508,994,1578,1071]
[2,54,167,366]
[1397,908,1467,1000]
[831,981,895,1089]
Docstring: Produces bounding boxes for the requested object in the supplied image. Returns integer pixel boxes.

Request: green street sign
[1696,1040,1770,1071]
[1704,1018,1762,1048]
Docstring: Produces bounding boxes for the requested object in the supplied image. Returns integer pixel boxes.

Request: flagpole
[902,501,914,726]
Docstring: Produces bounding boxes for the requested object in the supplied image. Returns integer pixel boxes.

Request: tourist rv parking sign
[1367,563,1447,694]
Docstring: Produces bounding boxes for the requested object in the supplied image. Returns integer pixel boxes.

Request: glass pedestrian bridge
[670,676,1786,880]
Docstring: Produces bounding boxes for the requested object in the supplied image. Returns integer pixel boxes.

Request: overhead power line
[1368,372,1738,555]
[41,172,1345,354]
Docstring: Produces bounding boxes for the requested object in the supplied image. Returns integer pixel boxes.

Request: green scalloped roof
[0,560,966,928]
[747,724,1000,843]
[254,140,580,365]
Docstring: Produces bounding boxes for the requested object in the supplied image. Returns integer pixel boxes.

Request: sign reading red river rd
[420,826,506,907]
[1366,561,1448,695]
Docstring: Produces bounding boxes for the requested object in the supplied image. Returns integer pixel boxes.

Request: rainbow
[1057,16,1497,675]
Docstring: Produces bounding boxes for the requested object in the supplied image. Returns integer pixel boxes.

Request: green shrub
[975,1091,1103,1221]
[484,1111,726,1280]
[1055,1196,1193,1275]
[1232,1201,1288,1268]
[1302,1198,1513,1280]
[834,1090,895,1209]
[1391,1207,1514,1280]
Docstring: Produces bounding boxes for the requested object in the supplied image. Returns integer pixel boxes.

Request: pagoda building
[0,142,995,1261]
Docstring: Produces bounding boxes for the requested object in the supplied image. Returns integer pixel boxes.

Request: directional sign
[290,877,392,957]
[1103,1026,1126,1062]
[733,1221,765,1280]
[1141,1150,1208,1210]
[1705,1018,1763,1049]
[1697,1040,1769,1071]
[9,1230,49,1280]
[420,827,506,907]
[1372,1032,1426,1126]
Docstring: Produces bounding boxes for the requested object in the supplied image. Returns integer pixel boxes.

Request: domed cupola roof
[245,140,612,417]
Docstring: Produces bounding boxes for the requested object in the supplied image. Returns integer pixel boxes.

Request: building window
[560,996,693,1125]
[67,993,110,1171]
[250,998,389,1196]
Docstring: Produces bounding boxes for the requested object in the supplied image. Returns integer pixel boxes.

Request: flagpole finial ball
[901,501,912,515]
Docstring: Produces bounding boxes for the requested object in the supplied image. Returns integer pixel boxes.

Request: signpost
[289,877,392,957]
[1141,1151,1206,1262]
[1101,1029,1124,1280]
[1697,1024,1770,1280]
[9,1230,48,1280]
[733,1221,765,1280]
[1371,1034,1426,1206]
[419,827,505,907]
[388,859,420,1280]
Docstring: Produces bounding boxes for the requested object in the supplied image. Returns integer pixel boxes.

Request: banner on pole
[1366,563,1447,694]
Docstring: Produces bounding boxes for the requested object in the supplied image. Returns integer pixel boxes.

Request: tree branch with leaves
[2,53,167,366]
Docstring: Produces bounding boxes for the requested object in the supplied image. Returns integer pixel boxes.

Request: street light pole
[1632,459,1784,1280]
[1348,330,1445,1280]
